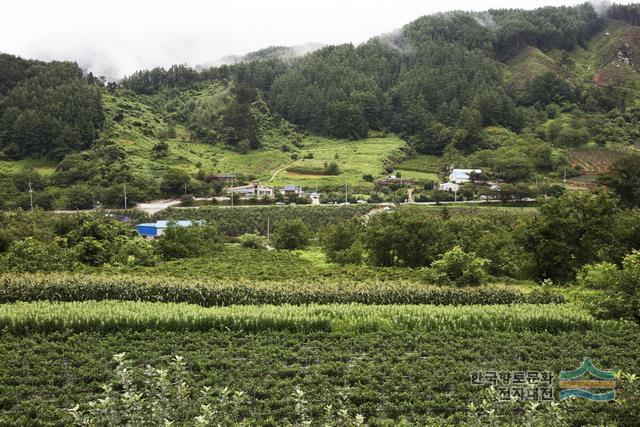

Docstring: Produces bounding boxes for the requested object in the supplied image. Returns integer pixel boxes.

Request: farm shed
[135,220,200,238]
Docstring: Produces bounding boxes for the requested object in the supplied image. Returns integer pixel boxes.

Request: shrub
[363,209,447,267]
[0,237,75,272]
[238,233,266,249]
[271,219,311,250]
[110,237,160,266]
[430,246,490,286]
[180,194,195,206]
[156,224,220,259]
[576,262,618,289]
[595,250,640,323]
[321,220,364,265]
[75,237,111,266]
[324,162,341,175]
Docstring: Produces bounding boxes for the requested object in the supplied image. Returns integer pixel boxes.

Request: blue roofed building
[135,220,201,238]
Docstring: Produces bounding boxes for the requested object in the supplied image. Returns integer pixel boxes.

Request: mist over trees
[0,3,635,160]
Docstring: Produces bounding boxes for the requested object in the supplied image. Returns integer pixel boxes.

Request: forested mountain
[0,56,104,159]
[105,3,640,154]
[2,2,640,209]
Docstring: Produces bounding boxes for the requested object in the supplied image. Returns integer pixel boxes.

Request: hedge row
[162,205,374,235]
[0,274,564,306]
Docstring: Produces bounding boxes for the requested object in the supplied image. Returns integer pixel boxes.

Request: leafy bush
[238,233,266,249]
[156,224,220,260]
[0,238,75,272]
[271,219,311,250]
[321,220,364,265]
[576,262,618,290]
[595,250,640,323]
[324,162,341,175]
[430,246,490,286]
[363,209,447,267]
[110,237,159,267]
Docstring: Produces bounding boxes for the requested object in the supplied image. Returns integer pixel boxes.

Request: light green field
[117,127,407,189]
[0,158,57,176]
[268,136,406,187]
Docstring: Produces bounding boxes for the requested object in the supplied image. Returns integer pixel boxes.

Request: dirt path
[135,199,182,216]
[268,160,299,182]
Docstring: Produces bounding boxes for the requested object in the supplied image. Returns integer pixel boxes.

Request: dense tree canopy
[0,55,104,159]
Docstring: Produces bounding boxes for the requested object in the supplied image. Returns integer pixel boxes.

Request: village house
[448,169,483,184]
[439,182,460,192]
[227,181,274,198]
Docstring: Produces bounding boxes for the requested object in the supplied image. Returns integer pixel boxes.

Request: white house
[439,182,460,192]
[227,181,274,198]
[449,169,482,184]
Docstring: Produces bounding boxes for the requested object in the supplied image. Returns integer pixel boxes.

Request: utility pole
[28,180,33,212]
[123,178,128,210]
[344,176,348,204]
[184,182,187,195]
[231,174,234,207]
[267,217,270,242]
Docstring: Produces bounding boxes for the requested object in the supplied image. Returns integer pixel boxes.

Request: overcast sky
[0,0,629,80]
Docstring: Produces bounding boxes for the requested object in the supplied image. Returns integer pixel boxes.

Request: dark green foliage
[321,220,364,265]
[0,55,104,159]
[522,191,620,281]
[156,224,220,259]
[600,153,640,207]
[161,168,191,196]
[271,219,311,250]
[0,326,636,424]
[0,237,75,272]
[363,209,447,267]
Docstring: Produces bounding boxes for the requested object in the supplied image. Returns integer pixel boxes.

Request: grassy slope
[101,89,408,190]
[3,22,640,189]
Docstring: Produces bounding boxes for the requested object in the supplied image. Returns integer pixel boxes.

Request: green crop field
[0,301,637,425]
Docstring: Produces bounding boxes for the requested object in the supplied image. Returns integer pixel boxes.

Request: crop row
[0,273,564,306]
[1,327,638,425]
[0,301,615,334]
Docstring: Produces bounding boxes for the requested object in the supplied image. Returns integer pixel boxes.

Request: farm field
[0,302,638,425]
[568,147,627,175]
[116,128,407,190]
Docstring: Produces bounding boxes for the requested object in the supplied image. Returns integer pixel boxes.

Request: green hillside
[4,4,640,209]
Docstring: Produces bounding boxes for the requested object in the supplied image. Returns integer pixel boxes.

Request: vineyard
[568,148,626,174]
